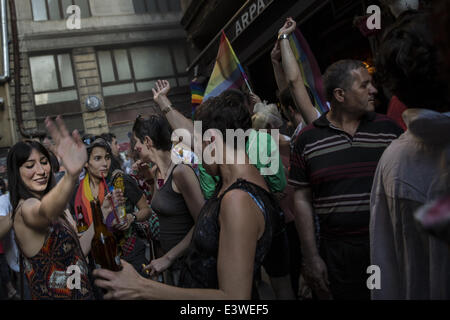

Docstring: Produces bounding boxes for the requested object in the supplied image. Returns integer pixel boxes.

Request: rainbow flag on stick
[190,79,205,119]
[289,28,328,113]
[203,31,252,102]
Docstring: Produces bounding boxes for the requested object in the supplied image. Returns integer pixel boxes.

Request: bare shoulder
[172,164,196,180]
[19,198,41,217]
[15,198,49,233]
[220,190,264,222]
[172,164,198,192]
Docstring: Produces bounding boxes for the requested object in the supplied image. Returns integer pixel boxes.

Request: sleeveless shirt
[179,179,277,299]
[20,218,94,300]
[151,164,198,254]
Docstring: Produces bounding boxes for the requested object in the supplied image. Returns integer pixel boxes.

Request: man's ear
[144,136,153,149]
[333,88,345,103]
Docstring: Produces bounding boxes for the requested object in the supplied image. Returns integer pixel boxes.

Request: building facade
[1,0,195,148]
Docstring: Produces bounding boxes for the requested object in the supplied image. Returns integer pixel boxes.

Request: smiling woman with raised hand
[6,116,111,300]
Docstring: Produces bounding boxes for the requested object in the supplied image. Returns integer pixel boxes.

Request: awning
[186,0,275,72]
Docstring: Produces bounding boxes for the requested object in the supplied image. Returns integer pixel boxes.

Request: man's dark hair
[132,115,172,151]
[7,141,55,213]
[323,60,366,102]
[376,11,448,112]
[194,89,252,147]
[100,133,116,144]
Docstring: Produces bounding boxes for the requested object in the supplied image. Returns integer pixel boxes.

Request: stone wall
[72,47,108,135]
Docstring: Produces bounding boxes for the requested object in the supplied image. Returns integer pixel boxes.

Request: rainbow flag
[289,29,328,113]
[190,80,205,119]
[203,31,249,101]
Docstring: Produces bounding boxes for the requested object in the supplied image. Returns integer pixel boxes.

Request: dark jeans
[319,234,371,300]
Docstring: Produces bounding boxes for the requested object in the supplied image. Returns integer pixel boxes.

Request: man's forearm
[293,197,319,259]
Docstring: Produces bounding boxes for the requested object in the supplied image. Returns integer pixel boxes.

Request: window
[29,53,78,105]
[133,0,182,14]
[97,43,192,98]
[31,0,90,21]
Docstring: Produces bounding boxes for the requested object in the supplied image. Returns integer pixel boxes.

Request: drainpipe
[0,0,9,83]
[8,0,36,138]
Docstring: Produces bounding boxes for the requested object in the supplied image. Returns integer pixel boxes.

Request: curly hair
[132,114,173,151]
[376,11,448,112]
[194,89,252,147]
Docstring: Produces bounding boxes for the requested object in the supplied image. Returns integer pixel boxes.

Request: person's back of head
[376,10,449,112]
[194,89,252,146]
[252,103,284,130]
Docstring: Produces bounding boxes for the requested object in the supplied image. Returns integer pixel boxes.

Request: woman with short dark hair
[132,114,205,286]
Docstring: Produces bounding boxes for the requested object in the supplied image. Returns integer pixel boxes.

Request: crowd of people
[0,3,449,300]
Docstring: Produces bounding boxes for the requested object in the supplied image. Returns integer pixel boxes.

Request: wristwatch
[161,105,173,115]
[278,33,289,40]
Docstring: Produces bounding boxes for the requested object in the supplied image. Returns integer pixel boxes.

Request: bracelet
[129,213,137,223]
[161,105,173,115]
[278,33,289,40]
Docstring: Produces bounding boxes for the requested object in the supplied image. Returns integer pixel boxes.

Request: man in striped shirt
[287,59,403,300]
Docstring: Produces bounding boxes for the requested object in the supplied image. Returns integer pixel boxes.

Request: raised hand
[45,116,87,178]
[278,17,296,36]
[152,80,171,106]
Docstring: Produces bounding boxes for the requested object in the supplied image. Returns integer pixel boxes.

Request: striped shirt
[289,111,403,236]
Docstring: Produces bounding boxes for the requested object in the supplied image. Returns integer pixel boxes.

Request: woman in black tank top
[131,115,205,285]
[94,81,278,300]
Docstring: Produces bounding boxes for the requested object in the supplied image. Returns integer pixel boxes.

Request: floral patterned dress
[22,218,94,300]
